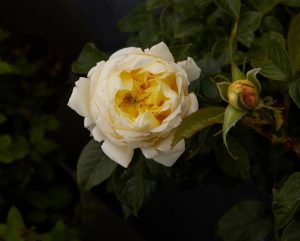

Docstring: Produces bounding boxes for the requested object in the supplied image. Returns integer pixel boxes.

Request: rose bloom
[68,42,200,168]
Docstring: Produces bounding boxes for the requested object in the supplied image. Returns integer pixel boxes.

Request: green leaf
[237,11,263,48]
[113,153,156,216]
[0,224,7,238]
[11,136,29,160]
[281,220,300,241]
[47,186,72,209]
[251,32,293,81]
[0,135,12,151]
[289,78,300,109]
[216,82,230,102]
[51,221,65,241]
[222,105,247,156]
[251,0,281,13]
[146,0,167,10]
[214,0,241,19]
[169,44,192,61]
[7,207,24,230]
[281,0,300,7]
[26,191,50,210]
[0,61,18,75]
[287,13,300,74]
[175,21,203,39]
[217,200,273,241]
[215,136,250,180]
[0,114,7,124]
[71,43,106,74]
[77,140,117,191]
[273,172,300,228]
[261,16,284,35]
[172,106,225,147]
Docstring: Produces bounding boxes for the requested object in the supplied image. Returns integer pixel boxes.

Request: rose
[68,42,200,168]
[227,79,259,111]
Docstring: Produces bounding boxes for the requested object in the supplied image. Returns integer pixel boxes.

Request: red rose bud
[227,80,259,111]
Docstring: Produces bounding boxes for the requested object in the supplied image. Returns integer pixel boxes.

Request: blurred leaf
[287,13,300,74]
[273,172,300,228]
[11,136,29,160]
[217,200,273,241]
[146,0,167,10]
[251,32,293,81]
[27,211,48,224]
[198,58,221,76]
[7,207,24,230]
[0,114,7,124]
[281,0,300,7]
[118,5,149,32]
[169,44,192,61]
[251,0,281,13]
[48,186,72,210]
[281,220,300,241]
[289,77,300,109]
[113,153,156,216]
[215,136,250,180]
[0,135,12,151]
[29,127,44,144]
[0,61,18,75]
[175,21,203,38]
[216,82,230,102]
[77,140,117,191]
[172,106,225,147]
[0,224,7,238]
[26,191,50,210]
[237,11,263,47]
[214,0,241,18]
[0,28,9,41]
[222,105,246,156]
[35,139,58,154]
[261,16,284,35]
[51,221,65,241]
[71,43,106,74]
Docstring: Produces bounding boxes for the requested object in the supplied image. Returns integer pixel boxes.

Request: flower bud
[227,80,259,110]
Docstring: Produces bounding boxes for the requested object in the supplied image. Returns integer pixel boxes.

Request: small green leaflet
[287,13,300,74]
[172,106,225,147]
[214,0,241,19]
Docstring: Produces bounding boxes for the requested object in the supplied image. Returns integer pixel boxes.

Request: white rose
[68,42,200,168]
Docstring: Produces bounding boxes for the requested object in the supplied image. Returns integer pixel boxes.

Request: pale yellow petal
[145,42,174,62]
[177,57,201,81]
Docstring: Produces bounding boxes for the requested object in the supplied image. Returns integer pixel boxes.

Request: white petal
[141,146,158,159]
[91,127,105,142]
[109,47,142,60]
[135,112,160,130]
[187,93,199,115]
[101,140,134,168]
[143,61,166,74]
[145,42,174,62]
[177,57,201,81]
[68,77,91,118]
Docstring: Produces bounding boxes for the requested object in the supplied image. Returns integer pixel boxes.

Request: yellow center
[114,68,177,123]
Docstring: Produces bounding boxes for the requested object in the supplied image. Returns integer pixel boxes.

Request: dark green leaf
[0,224,7,238]
[281,220,300,241]
[0,135,12,151]
[251,0,281,14]
[287,13,300,74]
[214,0,241,18]
[146,0,167,10]
[215,136,250,180]
[172,106,225,147]
[261,16,284,35]
[169,44,192,61]
[216,82,230,102]
[0,61,18,75]
[77,140,117,191]
[47,186,72,209]
[71,43,106,74]
[0,114,7,124]
[175,21,203,39]
[273,172,300,228]
[237,11,263,47]
[26,191,50,210]
[198,58,221,76]
[11,136,29,160]
[113,153,155,216]
[289,78,300,109]
[35,139,58,154]
[7,207,24,230]
[251,32,293,81]
[281,0,300,7]
[222,105,246,155]
[51,221,65,241]
[217,200,273,241]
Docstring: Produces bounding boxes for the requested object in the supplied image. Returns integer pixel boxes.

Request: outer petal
[177,57,201,81]
[187,93,199,115]
[109,47,143,60]
[101,140,134,168]
[145,42,175,62]
[141,134,185,167]
[68,77,91,118]
[91,126,105,142]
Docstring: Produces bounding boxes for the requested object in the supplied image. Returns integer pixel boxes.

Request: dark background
[0,1,266,240]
